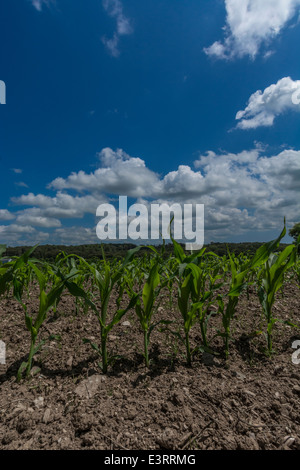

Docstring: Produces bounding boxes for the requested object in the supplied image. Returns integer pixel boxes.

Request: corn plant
[13,260,81,380]
[128,260,171,368]
[65,246,141,374]
[189,260,223,349]
[58,255,90,315]
[177,267,199,366]
[216,251,250,359]
[0,245,38,298]
[171,239,210,365]
[257,245,297,355]
[216,224,290,359]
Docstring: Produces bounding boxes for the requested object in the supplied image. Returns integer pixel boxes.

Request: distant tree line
[2,240,292,261]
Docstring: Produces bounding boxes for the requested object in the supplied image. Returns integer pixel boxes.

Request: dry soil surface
[0,282,300,450]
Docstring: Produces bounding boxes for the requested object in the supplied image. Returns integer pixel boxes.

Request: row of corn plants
[0,225,299,379]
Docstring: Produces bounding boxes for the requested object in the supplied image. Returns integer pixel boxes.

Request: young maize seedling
[216,223,292,359]
[177,269,199,366]
[65,246,141,374]
[0,245,38,298]
[189,261,223,349]
[216,249,250,359]
[170,238,212,365]
[14,260,77,380]
[257,245,297,355]
[129,261,171,368]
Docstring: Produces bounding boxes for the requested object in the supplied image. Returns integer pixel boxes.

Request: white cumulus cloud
[236,77,300,129]
[49,148,160,198]
[12,192,105,219]
[0,209,15,221]
[4,146,300,244]
[0,224,49,246]
[53,226,99,245]
[15,208,62,228]
[204,0,300,60]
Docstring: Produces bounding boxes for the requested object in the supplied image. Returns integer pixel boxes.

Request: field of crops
[0,226,300,450]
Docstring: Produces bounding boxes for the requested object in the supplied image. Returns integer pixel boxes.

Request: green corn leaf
[186,263,201,288]
[250,224,286,269]
[17,362,28,381]
[108,294,139,332]
[25,314,33,333]
[171,237,186,263]
[122,246,142,267]
[278,319,299,328]
[13,278,24,303]
[178,273,192,321]
[184,247,206,264]
[64,280,97,313]
[197,345,219,355]
[267,318,277,334]
[45,283,65,312]
[228,269,249,296]
[13,244,39,271]
[228,250,237,279]
[28,262,46,291]
[178,263,188,278]
[83,338,101,354]
[142,263,160,317]
[134,300,143,324]
[217,295,224,312]
[145,245,160,256]
[270,244,295,272]
[267,246,296,299]
[33,338,50,356]
[39,290,48,315]
[248,330,263,338]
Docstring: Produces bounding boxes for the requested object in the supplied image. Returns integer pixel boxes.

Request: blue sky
[0,0,300,246]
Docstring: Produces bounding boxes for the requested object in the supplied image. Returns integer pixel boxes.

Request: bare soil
[0,281,300,450]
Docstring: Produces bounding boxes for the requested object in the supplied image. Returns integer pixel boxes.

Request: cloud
[15,208,62,228]
[192,147,300,234]
[0,209,15,221]
[53,226,99,245]
[0,224,49,246]
[161,166,204,198]
[0,224,35,236]
[11,168,23,174]
[4,146,300,244]
[204,0,300,60]
[49,148,160,198]
[102,0,133,57]
[30,0,52,11]
[12,192,105,218]
[15,182,29,188]
[236,77,300,129]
